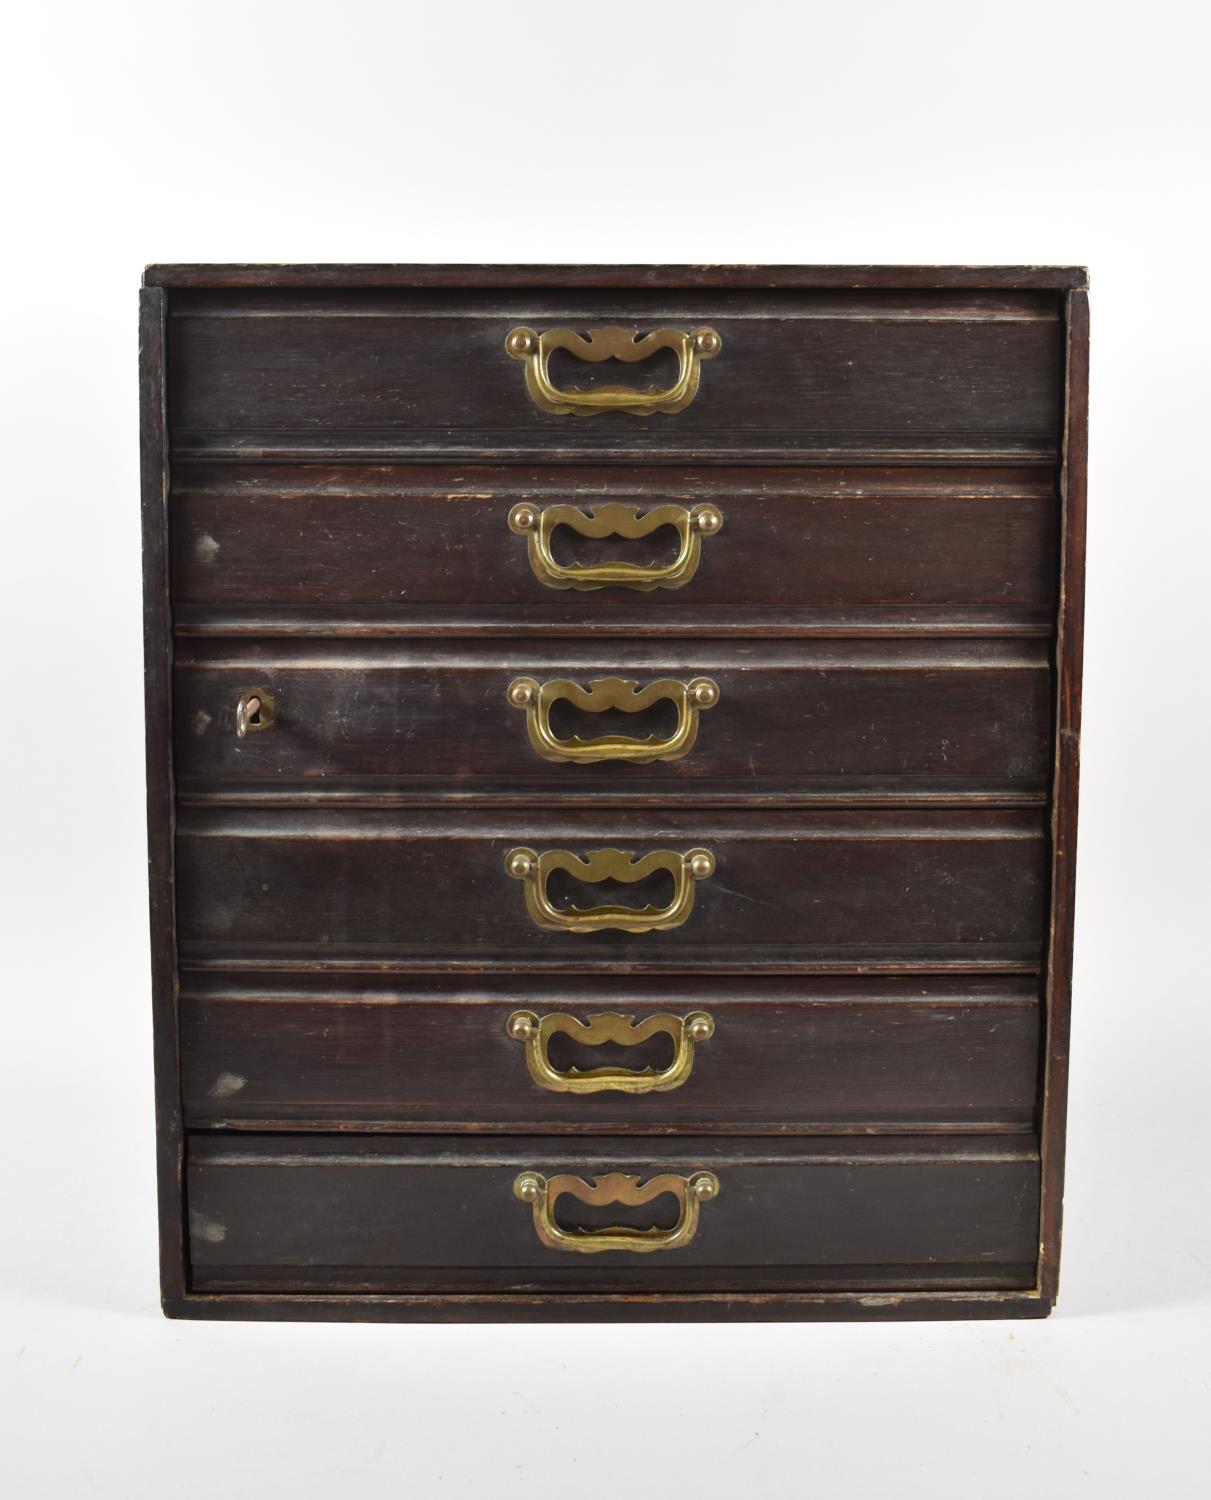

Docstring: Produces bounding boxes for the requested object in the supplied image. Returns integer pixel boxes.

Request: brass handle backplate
[513,1170,720,1253]
[506,1010,715,1093]
[506,675,719,764]
[505,325,721,416]
[505,846,715,934]
[508,501,722,592]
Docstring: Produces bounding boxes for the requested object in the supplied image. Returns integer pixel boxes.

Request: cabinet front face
[142,263,1087,1323]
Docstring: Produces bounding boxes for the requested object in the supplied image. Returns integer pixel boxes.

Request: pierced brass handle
[506,1010,715,1093]
[505,847,715,934]
[513,1170,720,1253]
[235,689,274,738]
[508,501,722,592]
[506,676,720,764]
[505,325,721,416]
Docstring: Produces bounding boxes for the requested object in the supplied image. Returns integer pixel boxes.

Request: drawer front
[171,465,1058,635]
[175,808,1046,968]
[167,290,1062,462]
[174,639,1052,800]
[179,975,1040,1131]
[186,1134,1040,1292]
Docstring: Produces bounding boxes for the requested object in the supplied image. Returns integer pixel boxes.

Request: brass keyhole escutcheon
[235,688,275,738]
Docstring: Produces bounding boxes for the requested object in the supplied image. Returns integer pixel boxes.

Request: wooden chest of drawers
[140,263,1087,1321]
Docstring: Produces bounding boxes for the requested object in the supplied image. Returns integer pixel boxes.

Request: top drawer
[166,289,1064,464]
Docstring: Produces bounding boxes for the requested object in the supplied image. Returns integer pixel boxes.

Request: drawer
[174,639,1052,801]
[179,974,1040,1131]
[171,464,1058,636]
[186,1134,1041,1293]
[175,808,1047,968]
[166,289,1062,463]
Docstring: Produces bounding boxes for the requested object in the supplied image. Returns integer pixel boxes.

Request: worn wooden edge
[177,791,1050,811]
[141,287,187,1303]
[169,440,1062,468]
[1037,288,1088,1303]
[170,461,1061,495]
[183,1119,1039,1137]
[179,958,1043,977]
[142,263,1088,291]
[173,619,1057,642]
[162,1289,1052,1323]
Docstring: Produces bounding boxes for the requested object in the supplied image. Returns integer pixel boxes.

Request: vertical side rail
[140,285,185,1303]
[1038,285,1089,1301]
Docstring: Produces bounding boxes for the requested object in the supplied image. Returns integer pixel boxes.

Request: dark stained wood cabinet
[141,264,1087,1321]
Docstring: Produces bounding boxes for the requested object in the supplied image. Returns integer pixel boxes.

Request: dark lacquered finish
[171,465,1058,638]
[141,264,1088,1324]
[179,974,1041,1131]
[186,1134,1041,1293]
[174,807,1047,968]
[174,639,1052,800]
[166,289,1063,463]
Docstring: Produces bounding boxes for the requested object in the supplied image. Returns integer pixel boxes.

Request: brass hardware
[506,1010,715,1093]
[506,675,720,764]
[508,501,722,592]
[505,846,715,934]
[513,1170,720,1253]
[235,689,274,738]
[505,324,721,416]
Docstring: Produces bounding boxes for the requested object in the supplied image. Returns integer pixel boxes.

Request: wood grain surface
[170,463,1058,637]
[166,289,1063,462]
[174,807,1048,969]
[173,638,1051,800]
[179,974,1040,1132]
[187,1133,1041,1292]
[145,263,1088,291]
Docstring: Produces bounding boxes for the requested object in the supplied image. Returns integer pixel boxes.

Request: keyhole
[236,688,275,737]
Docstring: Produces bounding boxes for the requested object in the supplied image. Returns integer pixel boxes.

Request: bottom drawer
[187,1134,1040,1294]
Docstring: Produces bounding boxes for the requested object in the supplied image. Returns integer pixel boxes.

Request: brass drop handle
[508,501,722,592]
[507,676,720,764]
[235,689,274,738]
[513,1170,720,1254]
[505,847,715,934]
[505,324,721,416]
[507,1010,715,1093]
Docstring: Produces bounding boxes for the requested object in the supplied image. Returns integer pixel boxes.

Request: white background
[3,2,1209,1494]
